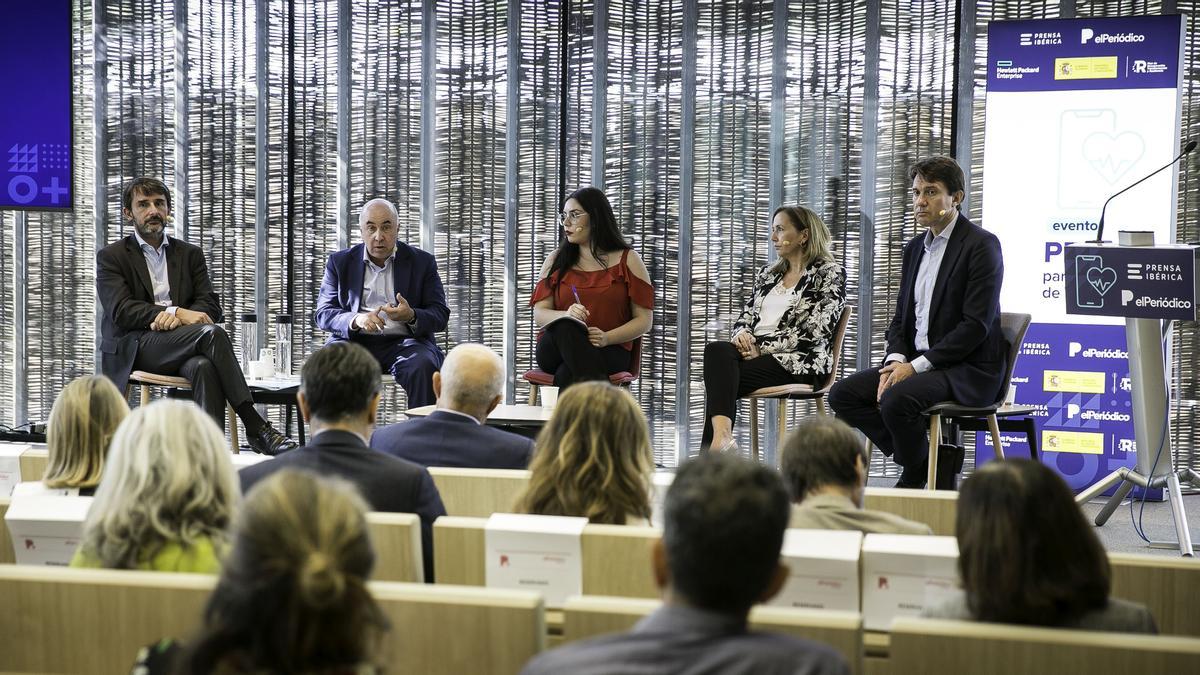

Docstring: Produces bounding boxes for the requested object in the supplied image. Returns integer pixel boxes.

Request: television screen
[0,1,73,210]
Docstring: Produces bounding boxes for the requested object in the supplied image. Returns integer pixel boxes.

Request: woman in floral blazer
[701,205,847,451]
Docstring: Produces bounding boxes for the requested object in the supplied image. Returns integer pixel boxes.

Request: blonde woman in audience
[515,381,654,525]
[70,399,238,573]
[18,375,128,496]
[132,469,389,674]
[923,459,1157,633]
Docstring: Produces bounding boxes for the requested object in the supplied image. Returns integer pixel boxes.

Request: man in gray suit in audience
[783,417,932,535]
[521,453,849,675]
[371,343,532,469]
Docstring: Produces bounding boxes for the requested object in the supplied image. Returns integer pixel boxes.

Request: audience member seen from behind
[701,205,846,452]
[22,375,129,497]
[782,417,932,535]
[71,399,238,573]
[923,459,1157,633]
[239,340,446,580]
[372,343,533,469]
[521,452,850,675]
[515,381,654,525]
[530,186,654,389]
[132,469,390,674]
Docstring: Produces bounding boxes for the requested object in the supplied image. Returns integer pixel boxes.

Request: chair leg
[750,399,760,462]
[926,414,941,491]
[529,383,539,406]
[988,414,1005,460]
[140,384,150,407]
[776,400,787,450]
[816,395,828,416]
[228,404,240,454]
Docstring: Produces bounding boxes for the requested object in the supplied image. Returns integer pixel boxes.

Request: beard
[135,216,165,238]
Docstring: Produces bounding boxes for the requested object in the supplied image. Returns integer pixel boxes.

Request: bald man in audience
[783,417,932,535]
[521,452,849,675]
[371,343,533,469]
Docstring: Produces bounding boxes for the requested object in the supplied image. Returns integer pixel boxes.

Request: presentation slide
[0,1,74,210]
[980,14,1183,493]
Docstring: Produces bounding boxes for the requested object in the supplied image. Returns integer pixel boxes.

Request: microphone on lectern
[1094,139,1196,244]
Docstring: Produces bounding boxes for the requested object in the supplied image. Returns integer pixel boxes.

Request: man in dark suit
[239,340,447,580]
[314,198,449,407]
[96,177,296,455]
[372,343,533,469]
[521,453,849,675]
[829,156,1006,488]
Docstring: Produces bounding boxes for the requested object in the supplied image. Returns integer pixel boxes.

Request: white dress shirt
[133,229,177,316]
[886,218,957,373]
[360,248,413,336]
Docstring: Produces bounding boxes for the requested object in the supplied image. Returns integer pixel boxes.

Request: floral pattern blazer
[732,257,847,380]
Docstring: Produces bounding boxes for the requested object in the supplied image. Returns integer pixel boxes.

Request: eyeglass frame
[557,209,588,226]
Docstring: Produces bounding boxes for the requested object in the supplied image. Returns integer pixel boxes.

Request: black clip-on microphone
[1093,139,1196,244]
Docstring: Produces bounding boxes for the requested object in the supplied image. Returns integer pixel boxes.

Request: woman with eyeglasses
[701,205,846,452]
[530,186,654,389]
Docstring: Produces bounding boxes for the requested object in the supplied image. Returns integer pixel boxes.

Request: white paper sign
[484,513,587,607]
[861,533,959,631]
[770,529,863,612]
[5,494,93,566]
[0,443,29,496]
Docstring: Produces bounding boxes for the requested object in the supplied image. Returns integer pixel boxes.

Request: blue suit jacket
[314,242,450,353]
[371,410,534,470]
[884,213,1007,407]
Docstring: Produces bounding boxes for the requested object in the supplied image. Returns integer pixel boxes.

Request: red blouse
[530,249,655,351]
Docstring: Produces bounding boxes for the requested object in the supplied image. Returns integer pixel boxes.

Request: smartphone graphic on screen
[1075,255,1105,308]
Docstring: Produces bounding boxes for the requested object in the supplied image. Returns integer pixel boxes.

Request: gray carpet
[865,475,1200,557]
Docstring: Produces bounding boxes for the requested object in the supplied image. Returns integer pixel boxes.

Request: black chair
[922,312,1034,490]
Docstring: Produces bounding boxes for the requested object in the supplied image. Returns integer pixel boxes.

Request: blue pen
[571,285,582,305]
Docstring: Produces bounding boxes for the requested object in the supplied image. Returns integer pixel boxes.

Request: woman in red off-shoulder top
[530,187,654,389]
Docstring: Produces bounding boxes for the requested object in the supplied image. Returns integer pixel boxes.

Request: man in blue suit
[315,198,450,407]
[372,343,533,469]
[829,156,1006,489]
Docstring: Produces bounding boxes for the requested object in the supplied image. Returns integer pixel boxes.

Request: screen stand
[1074,317,1200,556]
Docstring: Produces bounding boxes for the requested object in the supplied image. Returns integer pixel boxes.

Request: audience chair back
[0,497,14,563]
[889,616,1200,672]
[561,595,864,675]
[922,312,1032,490]
[434,516,658,598]
[1110,552,1200,637]
[125,370,240,451]
[366,512,424,582]
[524,338,642,405]
[429,467,532,517]
[747,305,852,462]
[0,565,545,675]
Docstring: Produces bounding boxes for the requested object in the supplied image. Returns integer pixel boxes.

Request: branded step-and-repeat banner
[979,14,1184,493]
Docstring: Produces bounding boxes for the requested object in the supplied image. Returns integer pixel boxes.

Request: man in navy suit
[240,341,447,580]
[372,343,533,469]
[829,156,1006,488]
[315,198,449,407]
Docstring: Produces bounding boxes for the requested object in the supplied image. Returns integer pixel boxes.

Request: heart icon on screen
[1086,265,1118,296]
[1082,131,1145,185]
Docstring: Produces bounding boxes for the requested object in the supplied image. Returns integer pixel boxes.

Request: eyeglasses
[558,209,587,225]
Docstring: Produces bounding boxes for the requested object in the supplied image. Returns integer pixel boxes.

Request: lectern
[1065,233,1200,556]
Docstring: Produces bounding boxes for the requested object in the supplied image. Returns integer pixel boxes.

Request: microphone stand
[1093,140,1196,244]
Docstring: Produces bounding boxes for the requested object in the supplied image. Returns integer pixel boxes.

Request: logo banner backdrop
[980,15,1184,493]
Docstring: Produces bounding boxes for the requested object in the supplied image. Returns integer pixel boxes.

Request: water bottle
[274,314,292,376]
[239,313,258,375]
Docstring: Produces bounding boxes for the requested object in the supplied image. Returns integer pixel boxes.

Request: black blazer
[239,430,447,580]
[884,214,1006,407]
[96,234,223,392]
[371,410,533,470]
